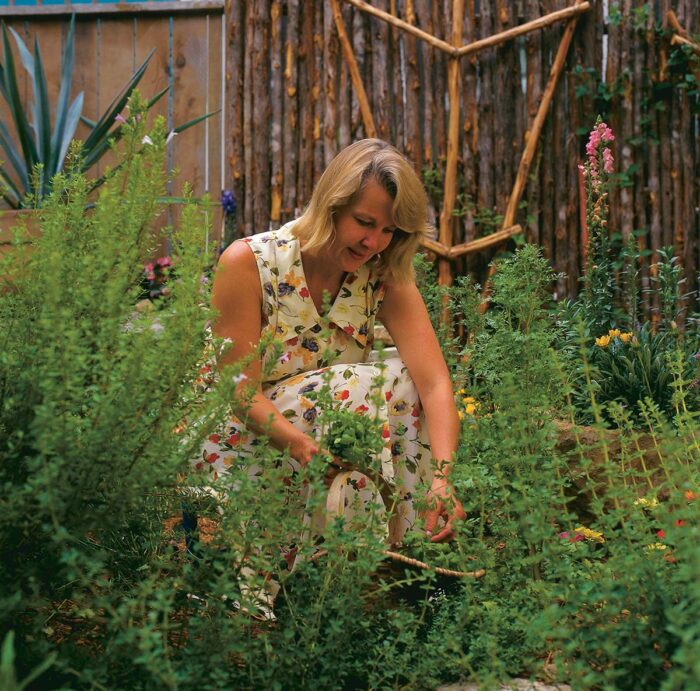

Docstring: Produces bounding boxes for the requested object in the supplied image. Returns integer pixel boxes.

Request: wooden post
[330,0,377,138]
[437,0,464,289]
[503,14,580,228]
[343,0,457,55]
[478,11,582,313]
[455,2,590,57]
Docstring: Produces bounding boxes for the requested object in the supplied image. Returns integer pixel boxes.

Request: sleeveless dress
[196,222,432,539]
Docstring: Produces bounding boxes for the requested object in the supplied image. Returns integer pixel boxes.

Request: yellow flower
[574,526,605,543]
[462,396,476,404]
[464,403,477,416]
[633,496,659,509]
[595,334,611,348]
[619,332,634,343]
[608,328,621,338]
[645,543,667,551]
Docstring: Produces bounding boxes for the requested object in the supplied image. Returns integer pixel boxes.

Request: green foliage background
[0,101,699,690]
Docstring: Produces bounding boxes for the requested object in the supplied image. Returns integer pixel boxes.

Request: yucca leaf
[147,85,169,109]
[55,92,83,174]
[50,15,76,177]
[173,109,219,135]
[81,85,168,171]
[82,49,153,154]
[0,163,22,207]
[0,63,7,102]
[31,36,52,196]
[0,117,27,188]
[79,115,97,129]
[2,23,38,170]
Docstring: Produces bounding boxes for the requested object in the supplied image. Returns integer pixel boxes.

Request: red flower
[355,404,369,413]
[385,391,393,401]
[199,365,212,374]
[343,325,355,335]
[287,337,299,346]
[382,425,390,439]
[195,462,204,471]
[334,390,350,400]
[208,433,221,443]
[204,452,220,464]
[299,287,310,298]
[411,405,420,417]
[675,519,685,527]
[356,476,367,490]
[685,490,697,502]
[227,433,241,446]
[657,529,666,539]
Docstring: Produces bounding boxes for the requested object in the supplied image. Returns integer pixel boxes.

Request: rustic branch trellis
[331,0,591,288]
[667,9,700,55]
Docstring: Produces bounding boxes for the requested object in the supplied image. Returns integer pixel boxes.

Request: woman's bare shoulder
[217,239,258,275]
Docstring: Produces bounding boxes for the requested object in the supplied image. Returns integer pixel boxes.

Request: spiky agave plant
[0,15,212,208]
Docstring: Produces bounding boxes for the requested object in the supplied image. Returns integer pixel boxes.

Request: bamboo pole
[437,0,464,287]
[342,0,457,56]
[455,1,590,57]
[330,0,376,138]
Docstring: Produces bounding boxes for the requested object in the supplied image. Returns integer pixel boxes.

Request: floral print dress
[197,222,432,539]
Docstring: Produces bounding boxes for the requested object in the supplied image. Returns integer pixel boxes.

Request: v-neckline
[298,249,352,320]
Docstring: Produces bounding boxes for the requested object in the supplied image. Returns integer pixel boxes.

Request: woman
[199,139,464,544]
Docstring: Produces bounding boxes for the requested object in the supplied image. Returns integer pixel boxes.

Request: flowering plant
[138,255,173,306]
[578,118,616,334]
[220,189,237,251]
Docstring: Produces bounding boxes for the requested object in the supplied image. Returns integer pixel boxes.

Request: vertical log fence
[225,0,700,317]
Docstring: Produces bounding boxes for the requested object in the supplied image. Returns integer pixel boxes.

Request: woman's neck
[300,246,347,312]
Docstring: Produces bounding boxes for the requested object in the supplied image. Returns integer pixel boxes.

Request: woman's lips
[348,248,369,261]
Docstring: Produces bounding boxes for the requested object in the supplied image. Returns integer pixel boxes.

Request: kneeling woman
[199,139,464,543]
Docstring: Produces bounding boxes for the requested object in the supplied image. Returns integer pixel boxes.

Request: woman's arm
[212,242,320,465]
[378,280,465,541]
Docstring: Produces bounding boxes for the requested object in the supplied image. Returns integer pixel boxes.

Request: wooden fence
[0,1,226,249]
[227,0,699,313]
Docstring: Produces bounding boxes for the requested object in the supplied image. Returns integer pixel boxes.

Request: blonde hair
[292,139,430,283]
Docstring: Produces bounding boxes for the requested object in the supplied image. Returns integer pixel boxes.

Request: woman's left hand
[424,476,466,543]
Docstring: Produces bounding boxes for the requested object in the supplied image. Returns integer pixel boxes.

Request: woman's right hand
[288,434,321,466]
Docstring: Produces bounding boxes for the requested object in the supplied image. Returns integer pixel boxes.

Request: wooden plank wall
[0,8,225,250]
[226,0,699,315]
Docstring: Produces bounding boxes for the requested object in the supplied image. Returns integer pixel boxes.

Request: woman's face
[329,179,396,273]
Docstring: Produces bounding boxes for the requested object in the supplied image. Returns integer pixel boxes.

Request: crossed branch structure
[330,0,591,287]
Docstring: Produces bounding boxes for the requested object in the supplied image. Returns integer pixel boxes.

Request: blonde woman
[198,139,464,543]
